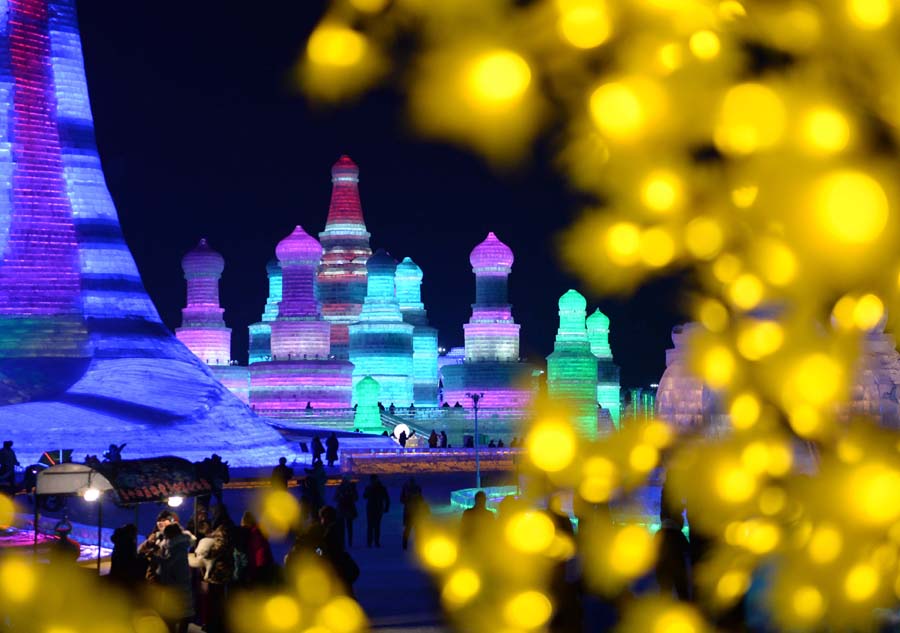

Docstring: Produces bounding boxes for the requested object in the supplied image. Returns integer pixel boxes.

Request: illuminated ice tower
[176,239,231,366]
[318,156,372,359]
[547,290,599,438]
[250,226,353,416]
[248,258,282,364]
[396,257,439,406]
[0,0,288,465]
[441,232,533,408]
[587,308,621,427]
[349,250,415,407]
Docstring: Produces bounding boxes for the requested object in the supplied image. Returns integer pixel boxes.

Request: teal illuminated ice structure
[248,258,282,364]
[175,239,250,403]
[587,308,621,427]
[0,0,289,466]
[547,290,600,438]
[353,375,383,433]
[249,226,354,416]
[441,232,533,409]
[396,257,439,406]
[349,250,415,407]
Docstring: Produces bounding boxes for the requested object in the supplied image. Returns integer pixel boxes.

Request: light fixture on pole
[466,392,484,490]
[167,496,184,508]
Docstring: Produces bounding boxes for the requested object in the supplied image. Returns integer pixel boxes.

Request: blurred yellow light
[715,83,786,155]
[712,253,742,284]
[421,535,458,569]
[792,585,825,621]
[642,420,673,448]
[759,486,786,515]
[465,50,532,109]
[765,442,793,476]
[731,185,758,208]
[791,353,844,407]
[698,299,729,333]
[307,25,367,68]
[134,615,169,633]
[715,463,757,503]
[808,524,843,564]
[689,30,721,60]
[442,568,481,607]
[757,240,797,286]
[609,525,655,576]
[684,217,724,259]
[742,519,781,554]
[836,438,864,464]
[718,0,747,19]
[640,227,676,268]
[847,0,892,28]
[657,43,683,73]
[728,274,764,310]
[730,392,761,429]
[503,591,554,629]
[557,0,612,49]
[261,489,301,535]
[350,0,389,12]
[580,456,618,502]
[717,569,750,601]
[812,169,889,246]
[295,562,333,605]
[264,595,301,630]
[703,345,735,388]
[589,79,662,143]
[853,463,900,525]
[801,107,850,155]
[853,293,884,330]
[640,170,683,214]
[528,419,577,472]
[788,405,823,437]
[605,221,642,266]
[654,607,702,633]
[737,320,783,360]
[629,443,659,473]
[1,557,37,603]
[845,564,880,602]
[506,511,556,553]
[0,494,12,527]
[741,441,770,474]
[317,596,367,633]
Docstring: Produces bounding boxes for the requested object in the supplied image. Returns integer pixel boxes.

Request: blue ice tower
[395,257,439,406]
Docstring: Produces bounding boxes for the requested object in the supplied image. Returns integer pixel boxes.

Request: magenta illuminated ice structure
[396,257,439,406]
[248,258,282,364]
[0,0,289,465]
[441,232,534,409]
[349,250,415,407]
[176,240,232,366]
[318,156,372,360]
[587,308,621,427]
[250,226,353,416]
[547,290,600,438]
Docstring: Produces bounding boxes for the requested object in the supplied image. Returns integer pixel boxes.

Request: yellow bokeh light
[808,524,843,564]
[715,83,786,155]
[527,419,577,472]
[640,170,683,214]
[801,106,851,155]
[261,489,301,536]
[605,221,642,266]
[788,405,824,437]
[741,519,781,554]
[465,50,532,110]
[0,494,12,527]
[653,606,702,633]
[847,0,892,29]
[307,25,368,68]
[736,320,784,360]
[759,486,787,515]
[789,353,844,407]
[792,585,825,621]
[853,293,884,330]
[0,557,36,603]
[702,344,736,389]
[503,591,554,629]
[350,0,389,12]
[852,463,900,526]
[295,562,333,606]
[629,443,659,473]
[730,392,761,429]
[715,463,757,503]
[443,568,481,607]
[656,43,683,73]
[557,0,613,49]
[756,239,797,287]
[589,78,663,143]
[812,169,889,246]
[317,596,367,633]
[716,569,750,601]
[684,217,724,259]
[728,274,764,310]
[712,253,742,284]
[421,535,458,569]
[609,525,656,577]
[698,299,729,333]
[845,564,880,602]
[741,441,771,474]
[731,185,758,208]
[639,227,676,268]
[689,30,721,60]
[264,595,301,630]
[506,511,556,554]
[719,0,747,19]
[580,456,618,502]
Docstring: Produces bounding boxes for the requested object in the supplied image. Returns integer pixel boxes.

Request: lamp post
[466,392,484,489]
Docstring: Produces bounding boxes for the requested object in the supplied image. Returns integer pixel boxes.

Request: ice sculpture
[0,0,289,465]
[353,375,383,433]
[587,308,622,426]
[176,239,232,366]
[248,258,282,364]
[396,257,439,406]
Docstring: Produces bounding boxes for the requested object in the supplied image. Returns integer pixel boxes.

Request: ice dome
[276,225,322,264]
[182,239,224,276]
[470,231,514,270]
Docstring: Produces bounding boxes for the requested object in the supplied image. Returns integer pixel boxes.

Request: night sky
[75,1,687,388]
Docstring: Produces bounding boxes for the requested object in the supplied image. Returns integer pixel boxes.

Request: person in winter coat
[363,474,390,547]
[400,477,429,550]
[311,435,325,466]
[325,432,340,467]
[335,476,359,547]
[156,523,196,633]
[189,523,233,633]
[239,511,275,586]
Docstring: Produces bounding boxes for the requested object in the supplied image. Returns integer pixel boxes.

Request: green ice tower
[587,308,621,428]
[547,290,600,438]
[354,375,383,433]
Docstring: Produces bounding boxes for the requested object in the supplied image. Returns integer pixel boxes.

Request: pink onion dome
[366,248,397,275]
[396,257,423,282]
[276,225,323,264]
[331,154,359,182]
[470,231,514,271]
[182,238,224,276]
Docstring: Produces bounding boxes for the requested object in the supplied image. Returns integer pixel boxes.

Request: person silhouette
[271,457,294,489]
[326,432,340,467]
[363,475,390,547]
[311,435,325,466]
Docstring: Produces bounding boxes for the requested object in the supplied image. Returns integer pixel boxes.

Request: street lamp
[466,392,484,489]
